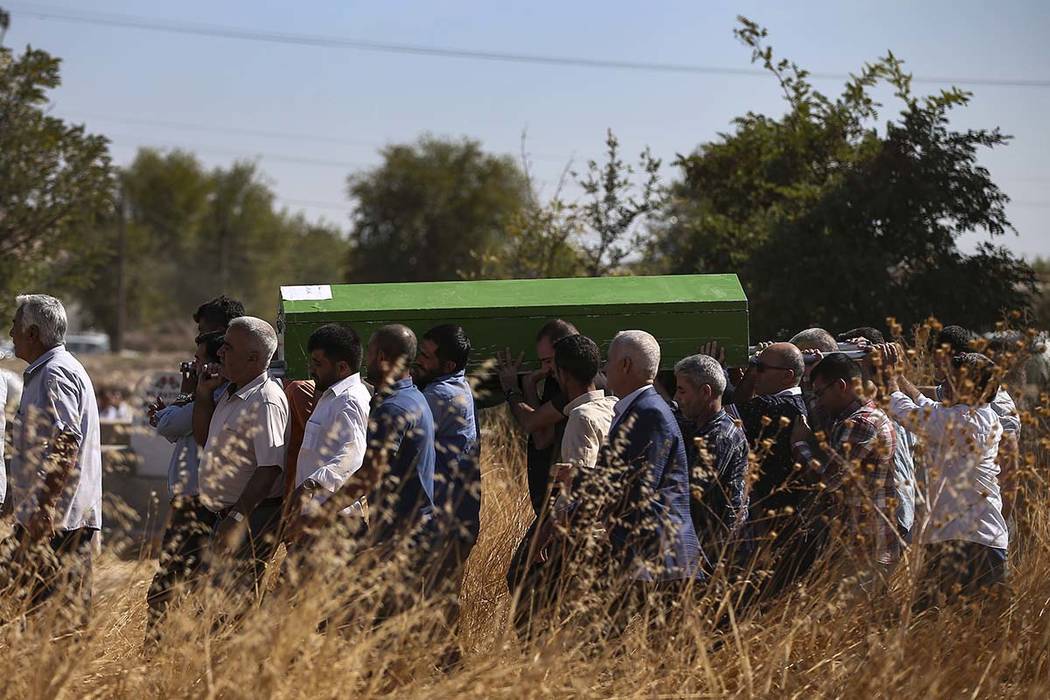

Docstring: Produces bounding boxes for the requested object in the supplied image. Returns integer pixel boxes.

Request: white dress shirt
[611,384,653,429]
[889,391,1007,549]
[0,378,6,468]
[295,373,371,512]
[560,390,618,470]
[199,371,288,513]
[5,346,103,531]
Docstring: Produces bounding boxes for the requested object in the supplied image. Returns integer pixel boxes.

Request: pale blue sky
[5,1,1049,259]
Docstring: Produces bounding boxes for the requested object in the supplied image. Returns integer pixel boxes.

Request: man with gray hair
[572,330,703,634]
[2,294,101,626]
[195,315,288,597]
[790,327,839,353]
[674,353,749,565]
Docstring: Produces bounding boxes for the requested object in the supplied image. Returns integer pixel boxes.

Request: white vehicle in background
[0,340,13,360]
[65,332,111,356]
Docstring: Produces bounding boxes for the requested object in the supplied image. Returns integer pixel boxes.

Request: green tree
[0,40,113,316]
[345,135,530,282]
[487,130,664,280]
[575,130,664,277]
[80,149,347,344]
[648,17,1035,338]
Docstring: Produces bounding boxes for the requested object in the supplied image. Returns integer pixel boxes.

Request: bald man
[729,342,816,599]
[323,324,436,546]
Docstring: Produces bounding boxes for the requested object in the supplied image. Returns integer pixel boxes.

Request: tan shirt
[199,371,288,512]
[560,390,618,470]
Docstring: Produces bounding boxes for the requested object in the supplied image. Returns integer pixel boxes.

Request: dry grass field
[1,339,1049,699]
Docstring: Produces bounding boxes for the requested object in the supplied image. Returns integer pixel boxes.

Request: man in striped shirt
[791,353,899,581]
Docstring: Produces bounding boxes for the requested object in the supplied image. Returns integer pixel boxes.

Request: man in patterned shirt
[673,353,750,569]
[791,353,899,581]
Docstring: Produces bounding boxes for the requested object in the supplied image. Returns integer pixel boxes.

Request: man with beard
[284,324,371,541]
[415,323,480,666]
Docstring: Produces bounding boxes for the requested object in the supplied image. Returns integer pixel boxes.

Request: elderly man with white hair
[2,294,101,626]
[194,315,288,596]
[571,330,704,635]
[674,353,750,566]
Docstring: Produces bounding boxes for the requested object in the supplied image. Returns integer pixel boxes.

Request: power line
[11,3,1050,89]
[107,135,372,170]
[59,110,574,164]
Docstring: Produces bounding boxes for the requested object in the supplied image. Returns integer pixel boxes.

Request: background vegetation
[2,16,1043,345]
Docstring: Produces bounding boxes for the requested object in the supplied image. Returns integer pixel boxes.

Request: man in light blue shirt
[3,294,101,627]
[415,323,480,664]
[145,330,228,638]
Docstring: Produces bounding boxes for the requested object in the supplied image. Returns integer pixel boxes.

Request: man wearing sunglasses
[791,353,900,590]
[728,342,810,600]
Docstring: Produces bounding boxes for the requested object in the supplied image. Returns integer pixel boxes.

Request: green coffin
[277,274,749,379]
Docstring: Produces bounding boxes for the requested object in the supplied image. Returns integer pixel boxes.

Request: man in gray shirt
[2,294,102,628]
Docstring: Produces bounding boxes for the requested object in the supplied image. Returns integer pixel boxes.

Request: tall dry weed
[0,328,1048,698]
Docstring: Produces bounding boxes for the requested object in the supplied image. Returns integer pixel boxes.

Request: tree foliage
[80,149,347,343]
[0,41,113,316]
[488,130,665,280]
[345,135,530,283]
[647,17,1035,338]
[576,130,664,277]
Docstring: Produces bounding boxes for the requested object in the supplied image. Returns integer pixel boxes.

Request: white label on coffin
[281,285,333,301]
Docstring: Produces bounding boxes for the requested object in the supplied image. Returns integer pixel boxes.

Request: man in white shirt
[515,334,616,637]
[195,316,288,596]
[2,294,101,627]
[882,345,1008,609]
[555,335,617,476]
[285,324,370,541]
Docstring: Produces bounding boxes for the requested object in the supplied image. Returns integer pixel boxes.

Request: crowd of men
[0,292,1023,646]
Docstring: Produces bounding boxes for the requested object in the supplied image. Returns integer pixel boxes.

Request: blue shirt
[422,370,481,544]
[365,377,436,543]
[6,346,102,531]
[154,384,228,500]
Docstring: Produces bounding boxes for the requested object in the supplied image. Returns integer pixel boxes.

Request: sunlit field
[1,331,1049,699]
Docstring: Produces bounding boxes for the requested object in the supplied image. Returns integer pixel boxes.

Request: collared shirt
[935,385,1021,435]
[560,390,617,470]
[889,391,1007,549]
[687,409,750,555]
[734,387,809,520]
[365,377,436,543]
[611,384,652,427]
[892,421,917,537]
[198,371,288,513]
[796,398,899,564]
[283,379,317,495]
[295,373,371,513]
[423,370,481,542]
[154,384,228,500]
[5,346,102,531]
[0,378,6,467]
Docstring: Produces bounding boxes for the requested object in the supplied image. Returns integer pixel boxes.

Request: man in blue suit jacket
[571,330,706,634]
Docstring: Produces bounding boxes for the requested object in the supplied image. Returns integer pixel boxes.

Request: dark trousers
[914,540,1008,612]
[146,496,217,636]
[506,518,565,641]
[425,535,474,625]
[0,525,95,631]
[210,497,284,599]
